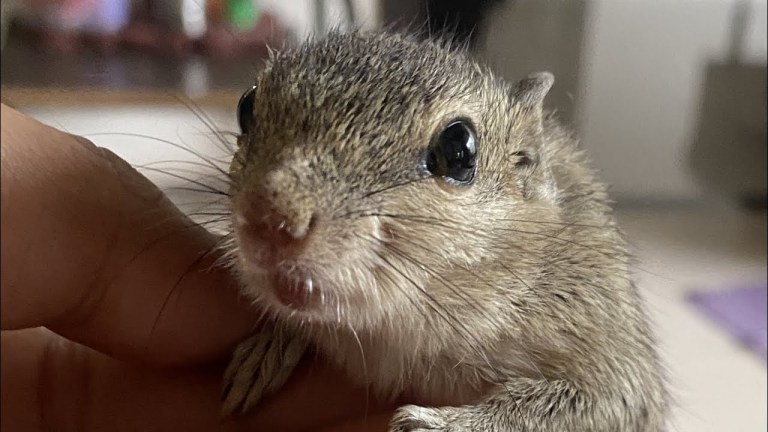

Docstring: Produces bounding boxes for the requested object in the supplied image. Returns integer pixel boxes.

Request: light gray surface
[617,204,766,432]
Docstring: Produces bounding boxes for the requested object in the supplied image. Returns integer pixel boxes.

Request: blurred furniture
[688,2,767,210]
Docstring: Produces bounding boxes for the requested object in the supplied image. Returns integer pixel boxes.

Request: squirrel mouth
[272,272,319,310]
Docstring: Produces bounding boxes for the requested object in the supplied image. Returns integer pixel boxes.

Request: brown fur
[222,31,668,431]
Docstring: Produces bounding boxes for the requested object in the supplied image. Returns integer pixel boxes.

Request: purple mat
[688,283,767,362]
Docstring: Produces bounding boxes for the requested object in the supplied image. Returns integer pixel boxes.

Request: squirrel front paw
[389,404,479,432]
[220,327,306,417]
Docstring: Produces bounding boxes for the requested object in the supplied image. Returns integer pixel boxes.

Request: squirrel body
[221,31,668,432]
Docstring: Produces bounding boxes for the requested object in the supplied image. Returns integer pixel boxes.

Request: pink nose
[237,203,317,247]
[236,163,318,248]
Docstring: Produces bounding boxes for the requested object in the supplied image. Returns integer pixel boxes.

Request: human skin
[0,103,395,432]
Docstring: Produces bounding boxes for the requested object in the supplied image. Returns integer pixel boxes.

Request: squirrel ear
[511,72,554,108]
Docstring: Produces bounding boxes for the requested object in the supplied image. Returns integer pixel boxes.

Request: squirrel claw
[220,327,306,418]
[389,405,465,432]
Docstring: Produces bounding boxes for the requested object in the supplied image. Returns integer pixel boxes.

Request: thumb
[1,104,257,365]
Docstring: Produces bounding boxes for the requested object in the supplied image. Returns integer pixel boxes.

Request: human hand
[0,103,396,432]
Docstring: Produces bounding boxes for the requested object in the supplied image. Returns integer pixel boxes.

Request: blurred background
[1,1,766,430]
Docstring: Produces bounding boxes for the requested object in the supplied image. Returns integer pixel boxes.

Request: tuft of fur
[224,30,668,431]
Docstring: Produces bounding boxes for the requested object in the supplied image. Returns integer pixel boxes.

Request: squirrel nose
[271,212,316,241]
[237,202,317,246]
[237,162,319,245]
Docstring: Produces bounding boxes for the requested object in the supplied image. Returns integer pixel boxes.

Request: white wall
[576,0,767,201]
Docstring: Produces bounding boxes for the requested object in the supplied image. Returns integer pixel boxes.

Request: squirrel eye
[425,120,477,184]
[237,85,257,135]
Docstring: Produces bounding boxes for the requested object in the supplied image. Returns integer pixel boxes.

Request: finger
[1,104,256,365]
[238,359,398,432]
[1,329,396,432]
[2,328,249,432]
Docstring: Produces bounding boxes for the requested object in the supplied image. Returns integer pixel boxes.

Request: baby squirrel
[219,31,668,431]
